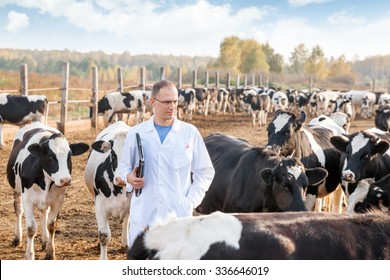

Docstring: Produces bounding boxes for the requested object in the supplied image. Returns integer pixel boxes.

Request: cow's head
[375,105,390,132]
[331,131,390,183]
[260,157,328,212]
[347,175,390,213]
[266,110,306,156]
[28,133,89,187]
[91,131,128,187]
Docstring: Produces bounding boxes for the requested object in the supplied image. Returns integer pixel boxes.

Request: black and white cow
[194,88,211,116]
[128,211,390,260]
[0,93,48,148]
[375,105,390,132]
[177,88,196,121]
[6,121,89,259]
[84,121,132,260]
[346,176,390,213]
[242,89,271,126]
[266,110,343,212]
[195,134,327,214]
[96,90,152,127]
[330,128,390,197]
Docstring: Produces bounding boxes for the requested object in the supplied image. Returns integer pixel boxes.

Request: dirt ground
[0,111,374,260]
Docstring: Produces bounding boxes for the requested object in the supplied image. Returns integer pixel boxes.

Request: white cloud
[288,0,332,7]
[5,11,29,33]
[327,11,365,28]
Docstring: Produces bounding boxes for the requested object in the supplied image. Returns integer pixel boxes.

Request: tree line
[0,36,389,91]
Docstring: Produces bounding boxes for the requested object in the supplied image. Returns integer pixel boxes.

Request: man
[117,80,215,246]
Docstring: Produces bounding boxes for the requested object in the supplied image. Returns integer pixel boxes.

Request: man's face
[152,86,178,121]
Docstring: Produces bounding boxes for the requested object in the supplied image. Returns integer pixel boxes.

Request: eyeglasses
[153,97,178,106]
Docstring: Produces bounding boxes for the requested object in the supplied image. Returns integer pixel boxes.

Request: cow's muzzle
[342,170,356,183]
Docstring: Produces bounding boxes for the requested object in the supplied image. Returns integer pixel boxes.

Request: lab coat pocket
[173,143,192,170]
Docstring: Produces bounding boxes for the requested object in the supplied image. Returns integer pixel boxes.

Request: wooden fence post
[58,62,69,134]
[140,67,146,91]
[205,71,209,88]
[244,74,248,88]
[160,67,165,80]
[252,73,255,87]
[177,68,182,89]
[309,77,313,92]
[192,70,197,88]
[236,74,240,88]
[215,72,219,88]
[91,66,98,129]
[259,74,263,87]
[20,63,28,96]
[226,73,230,88]
[117,67,123,92]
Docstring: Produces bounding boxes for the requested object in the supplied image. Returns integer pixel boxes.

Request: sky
[1,0,390,62]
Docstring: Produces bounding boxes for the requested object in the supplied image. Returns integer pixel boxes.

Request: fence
[0,62,272,135]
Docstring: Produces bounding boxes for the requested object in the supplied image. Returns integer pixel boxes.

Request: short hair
[152,80,177,97]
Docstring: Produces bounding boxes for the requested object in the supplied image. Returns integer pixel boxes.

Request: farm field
[0,111,374,260]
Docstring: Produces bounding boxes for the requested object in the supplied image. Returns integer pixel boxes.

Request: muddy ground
[0,111,373,260]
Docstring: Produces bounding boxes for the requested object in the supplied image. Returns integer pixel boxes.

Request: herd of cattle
[1,86,390,260]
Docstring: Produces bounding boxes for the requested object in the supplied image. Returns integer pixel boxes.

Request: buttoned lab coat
[118,116,215,246]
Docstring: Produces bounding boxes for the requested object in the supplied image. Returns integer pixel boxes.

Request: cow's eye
[284,131,290,136]
[361,154,370,160]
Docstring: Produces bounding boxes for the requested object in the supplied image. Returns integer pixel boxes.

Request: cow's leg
[44,195,64,260]
[96,206,111,260]
[0,124,4,149]
[204,96,210,117]
[330,185,344,213]
[12,191,23,247]
[24,203,37,260]
[252,112,256,127]
[40,209,49,251]
[313,198,323,212]
[121,213,130,252]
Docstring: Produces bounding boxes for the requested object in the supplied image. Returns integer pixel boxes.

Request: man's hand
[127,167,145,189]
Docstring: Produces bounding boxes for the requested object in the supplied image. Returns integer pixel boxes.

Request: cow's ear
[92,140,112,153]
[260,168,274,185]
[372,140,389,155]
[305,167,328,186]
[330,135,349,152]
[28,143,43,157]
[70,143,90,156]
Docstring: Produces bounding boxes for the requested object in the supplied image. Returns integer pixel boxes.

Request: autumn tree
[289,43,308,75]
[214,36,241,72]
[304,45,328,79]
[328,55,356,84]
[213,36,269,74]
[262,42,284,73]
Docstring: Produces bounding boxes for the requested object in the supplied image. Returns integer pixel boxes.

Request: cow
[266,109,344,212]
[346,176,390,213]
[84,121,132,260]
[0,93,48,149]
[242,89,271,127]
[6,121,89,259]
[271,91,289,112]
[128,210,390,260]
[314,90,341,116]
[194,88,211,116]
[195,133,328,214]
[177,88,196,121]
[330,128,390,198]
[375,105,390,132]
[361,91,377,119]
[95,90,152,127]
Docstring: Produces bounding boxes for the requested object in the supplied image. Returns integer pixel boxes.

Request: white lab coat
[117,116,215,246]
